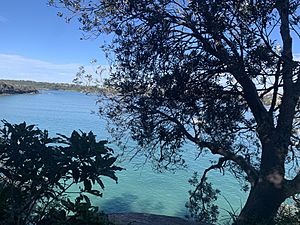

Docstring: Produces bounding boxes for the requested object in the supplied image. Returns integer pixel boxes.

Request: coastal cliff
[0,79,102,93]
[0,82,38,95]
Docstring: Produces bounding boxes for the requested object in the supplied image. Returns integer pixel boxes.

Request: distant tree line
[0,79,102,93]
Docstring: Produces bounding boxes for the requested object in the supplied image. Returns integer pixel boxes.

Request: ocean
[0,90,247,219]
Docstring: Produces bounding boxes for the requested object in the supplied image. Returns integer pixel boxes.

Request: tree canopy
[50,0,300,224]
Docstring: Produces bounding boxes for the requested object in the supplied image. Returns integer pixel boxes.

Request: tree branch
[155,109,259,186]
[197,141,258,187]
[190,157,227,200]
[269,60,282,115]
[184,18,273,140]
[275,0,299,149]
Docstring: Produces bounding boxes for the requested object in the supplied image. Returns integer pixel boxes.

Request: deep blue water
[0,90,247,219]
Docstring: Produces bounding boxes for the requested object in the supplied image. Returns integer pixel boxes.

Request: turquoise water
[0,90,247,219]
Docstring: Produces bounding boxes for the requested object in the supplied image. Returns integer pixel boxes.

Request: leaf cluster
[185,172,220,224]
[0,121,122,225]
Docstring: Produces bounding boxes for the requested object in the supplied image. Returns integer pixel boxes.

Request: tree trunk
[233,181,286,225]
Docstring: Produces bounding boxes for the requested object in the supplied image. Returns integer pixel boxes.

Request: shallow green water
[0,90,247,219]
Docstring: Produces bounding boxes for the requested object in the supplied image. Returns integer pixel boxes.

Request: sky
[1,1,300,84]
[0,0,108,83]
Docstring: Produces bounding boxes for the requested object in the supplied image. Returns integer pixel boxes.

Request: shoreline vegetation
[0,79,277,109]
[0,81,38,95]
[0,79,275,105]
[0,79,103,95]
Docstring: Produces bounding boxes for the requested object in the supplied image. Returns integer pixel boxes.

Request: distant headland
[0,79,101,95]
[0,81,38,95]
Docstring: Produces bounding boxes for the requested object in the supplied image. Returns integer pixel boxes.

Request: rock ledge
[108,213,212,225]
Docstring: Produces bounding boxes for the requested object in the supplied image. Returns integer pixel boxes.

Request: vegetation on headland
[0,81,38,95]
[0,79,102,93]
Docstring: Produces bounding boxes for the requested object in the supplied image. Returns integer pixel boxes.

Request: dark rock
[0,82,38,95]
[108,213,213,225]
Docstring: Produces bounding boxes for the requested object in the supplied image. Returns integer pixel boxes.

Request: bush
[275,199,300,225]
[0,121,122,225]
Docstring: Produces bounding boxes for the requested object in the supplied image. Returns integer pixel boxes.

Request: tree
[50,0,300,224]
[0,121,122,224]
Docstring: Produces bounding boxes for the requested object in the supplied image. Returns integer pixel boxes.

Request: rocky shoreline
[108,213,212,225]
[0,82,38,95]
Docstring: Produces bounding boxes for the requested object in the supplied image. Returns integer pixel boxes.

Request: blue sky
[0,1,300,83]
[0,0,107,83]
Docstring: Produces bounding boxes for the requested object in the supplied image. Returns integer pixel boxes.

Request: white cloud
[0,54,91,83]
[294,54,300,61]
[0,16,7,23]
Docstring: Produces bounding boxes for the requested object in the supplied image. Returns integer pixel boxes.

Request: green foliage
[0,79,102,93]
[0,121,122,225]
[185,172,220,224]
[73,59,107,91]
[275,199,300,225]
[237,201,300,225]
[38,195,113,225]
